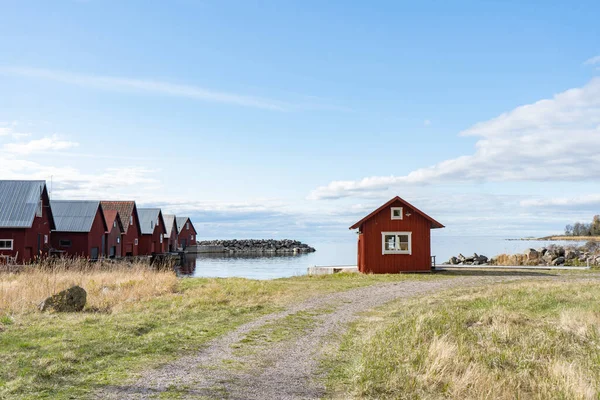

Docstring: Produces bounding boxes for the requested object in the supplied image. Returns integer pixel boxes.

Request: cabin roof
[103,210,124,233]
[51,200,104,233]
[349,196,444,230]
[176,217,196,234]
[163,214,177,236]
[0,180,55,229]
[137,208,166,235]
[101,201,139,235]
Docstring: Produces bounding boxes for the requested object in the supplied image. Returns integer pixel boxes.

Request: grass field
[0,262,442,399]
[325,279,600,400]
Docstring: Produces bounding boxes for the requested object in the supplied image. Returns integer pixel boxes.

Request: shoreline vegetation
[197,239,316,254]
[508,236,600,241]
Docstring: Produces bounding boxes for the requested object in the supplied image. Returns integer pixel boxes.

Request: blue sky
[1,0,599,240]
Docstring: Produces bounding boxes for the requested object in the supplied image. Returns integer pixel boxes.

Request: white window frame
[130,215,133,225]
[160,235,163,244]
[186,222,190,230]
[0,239,14,250]
[381,232,412,255]
[391,207,403,220]
[134,238,138,245]
[113,221,117,228]
[117,237,120,244]
[44,234,48,244]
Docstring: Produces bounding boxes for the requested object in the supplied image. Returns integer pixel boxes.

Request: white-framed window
[44,235,48,244]
[157,218,159,226]
[130,215,133,225]
[190,234,194,241]
[0,239,13,250]
[391,207,403,220]
[186,222,190,230]
[381,232,412,255]
[134,238,138,245]
[59,239,72,247]
[113,221,117,228]
[160,235,163,244]
[117,237,120,244]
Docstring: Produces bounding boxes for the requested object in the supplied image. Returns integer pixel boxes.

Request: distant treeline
[565,215,600,236]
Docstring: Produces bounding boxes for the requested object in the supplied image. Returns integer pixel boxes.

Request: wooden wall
[358,199,432,273]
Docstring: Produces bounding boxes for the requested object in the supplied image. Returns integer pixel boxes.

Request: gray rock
[526,248,539,261]
[542,253,554,264]
[449,256,459,265]
[565,249,579,260]
[552,257,566,266]
[39,285,87,312]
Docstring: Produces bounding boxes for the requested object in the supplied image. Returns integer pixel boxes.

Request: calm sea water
[179,235,587,280]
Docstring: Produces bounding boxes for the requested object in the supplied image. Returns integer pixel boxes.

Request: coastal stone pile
[446,253,490,266]
[445,243,600,267]
[501,244,600,266]
[197,239,316,254]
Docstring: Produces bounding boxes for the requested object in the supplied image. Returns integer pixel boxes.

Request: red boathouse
[176,217,197,249]
[51,200,108,260]
[101,201,142,256]
[349,196,444,273]
[0,180,55,263]
[162,214,178,252]
[103,210,124,258]
[137,208,167,255]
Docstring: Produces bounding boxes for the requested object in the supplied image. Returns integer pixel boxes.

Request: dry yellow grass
[326,280,600,400]
[0,258,178,314]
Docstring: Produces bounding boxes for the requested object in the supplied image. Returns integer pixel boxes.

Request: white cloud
[584,55,600,66]
[2,134,79,154]
[520,194,600,208]
[309,78,600,200]
[0,66,290,111]
[424,119,431,126]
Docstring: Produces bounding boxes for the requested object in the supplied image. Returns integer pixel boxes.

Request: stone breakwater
[196,239,316,254]
[445,242,600,267]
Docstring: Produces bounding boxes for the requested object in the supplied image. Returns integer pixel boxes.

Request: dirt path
[96,273,580,399]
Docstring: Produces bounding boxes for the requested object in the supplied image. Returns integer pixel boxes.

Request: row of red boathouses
[0,180,198,263]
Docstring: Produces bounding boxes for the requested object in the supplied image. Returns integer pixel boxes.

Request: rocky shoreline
[445,242,600,267]
[196,239,316,254]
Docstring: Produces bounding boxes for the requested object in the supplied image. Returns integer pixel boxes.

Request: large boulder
[39,285,87,312]
[564,249,579,260]
[449,256,459,265]
[526,248,539,261]
[552,257,566,266]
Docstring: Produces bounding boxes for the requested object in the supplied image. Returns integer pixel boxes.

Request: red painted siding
[0,189,53,263]
[166,229,178,252]
[357,199,434,273]
[139,224,165,255]
[122,211,140,256]
[178,220,196,249]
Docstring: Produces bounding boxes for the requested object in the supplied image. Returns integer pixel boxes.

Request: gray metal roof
[137,208,164,235]
[0,180,47,228]
[163,214,177,236]
[176,217,189,234]
[51,200,101,232]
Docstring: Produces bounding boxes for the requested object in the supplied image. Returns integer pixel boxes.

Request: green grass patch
[0,272,445,399]
[324,279,600,399]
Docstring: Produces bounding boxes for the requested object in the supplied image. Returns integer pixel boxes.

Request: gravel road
[96,273,588,400]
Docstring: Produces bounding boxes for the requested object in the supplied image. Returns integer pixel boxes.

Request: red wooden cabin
[51,200,108,260]
[349,196,444,273]
[101,201,142,256]
[137,208,167,255]
[0,180,55,263]
[162,214,178,252]
[176,217,197,249]
[103,210,124,258]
